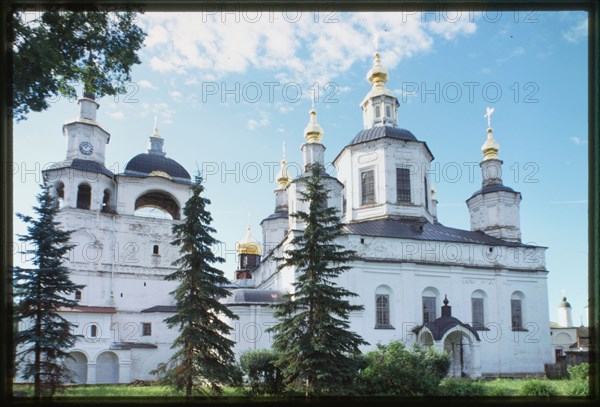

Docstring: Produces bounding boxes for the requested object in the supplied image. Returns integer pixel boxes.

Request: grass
[13,379,587,398]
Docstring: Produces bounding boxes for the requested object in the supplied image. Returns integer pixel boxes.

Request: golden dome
[481,127,500,161]
[237,225,262,255]
[276,143,290,188]
[304,109,324,143]
[367,52,389,85]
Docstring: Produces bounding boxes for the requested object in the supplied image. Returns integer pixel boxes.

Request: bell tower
[63,92,110,165]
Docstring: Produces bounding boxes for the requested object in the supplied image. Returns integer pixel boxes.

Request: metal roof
[222,289,286,305]
[468,184,519,200]
[57,305,116,314]
[348,126,418,145]
[125,153,191,180]
[343,218,534,247]
[44,159,114,178]
[422,316,481,341]
[141,305,177,313]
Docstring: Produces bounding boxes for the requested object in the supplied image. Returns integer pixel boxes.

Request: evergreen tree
[157,174,239,397]
[268,163,368,398]
[13,183,84,398]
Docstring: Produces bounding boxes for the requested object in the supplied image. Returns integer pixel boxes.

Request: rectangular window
[385,105,391,118]
[361,170,375,205]
[375,106,381,118]
[422,296,436,323]
[142,322,152,336]
[424,177,429,210]
[75,290,82,301]
[511,299,523,330]
[472,298,484,329]
[375,294,390,328]
[396,168,411,203]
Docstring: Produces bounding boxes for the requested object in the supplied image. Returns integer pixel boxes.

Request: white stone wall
[334,138,434,223]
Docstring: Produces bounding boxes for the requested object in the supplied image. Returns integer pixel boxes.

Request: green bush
[487,386,510,397]
[567,363,589,380]
[569,380,589,396]
[239,349,283,395]
[437,378,486,396]
[358,341,450,396]
[519,380,557,397]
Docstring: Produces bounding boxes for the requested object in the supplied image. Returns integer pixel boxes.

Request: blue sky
[13,10,589,324]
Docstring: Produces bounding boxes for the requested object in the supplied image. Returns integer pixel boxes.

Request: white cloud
[108,111,125,120]
[138,79,157,89]
[563,18,587,43]
[569,136,587,145]
[169,90,182,100]
[248,116,270,130]
[139,11,477,86]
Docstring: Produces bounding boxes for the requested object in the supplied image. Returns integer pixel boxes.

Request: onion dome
[304,108,324,143]
[559,297,572,308]
[237,225,262,255]
[367,52,389,85]
[481,127,500,161]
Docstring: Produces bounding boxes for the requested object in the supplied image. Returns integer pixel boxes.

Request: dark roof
[141,305,176,313]
[349,126,418,145]
[57,305,116,314]
[469,184,519,199]
[343,218,532,247]
[125,153,191,181]
[110,342,158,350]
[222,289,286,305]
[577,326,589,338]
[422,316,481,341]
[261,211,289,223]
[44,159,114,178]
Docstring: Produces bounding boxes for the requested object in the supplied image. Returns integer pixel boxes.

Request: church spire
[276,142,290,188]
[148,116,166,156]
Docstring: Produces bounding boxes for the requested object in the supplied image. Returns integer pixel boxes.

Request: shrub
[519,380,557,397]
[488,386,510,397]
[567,363,589,380]
[358,341,450,396]
[239,349,283,395]
[569,380,589,396]
[437,378,486,396]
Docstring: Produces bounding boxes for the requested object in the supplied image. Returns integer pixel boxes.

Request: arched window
[375,285,393,329]
[101,189,111,213]
[471,290,486,329]
[422,287,439,323]
[511,291,525,331]
[385,105,391,118]
[55,182,65,208]
[153,245,160,255]
[90,324,98,338]
[134,190,180,220]
[375,105,381,118]
[76,183,91,210]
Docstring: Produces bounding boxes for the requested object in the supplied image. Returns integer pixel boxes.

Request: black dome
[125,153,191,180]
[348,126,418,146]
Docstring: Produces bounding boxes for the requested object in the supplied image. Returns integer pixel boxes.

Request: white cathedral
[33,53,553,384]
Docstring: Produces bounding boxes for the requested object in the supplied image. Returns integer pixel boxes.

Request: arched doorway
[96,352,119,384]
[65,351,87,384]
[444,331,473,378]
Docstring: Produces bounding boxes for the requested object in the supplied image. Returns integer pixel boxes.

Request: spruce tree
[268,163,368,398]
[13,183,84,398]
[158,174,239,397]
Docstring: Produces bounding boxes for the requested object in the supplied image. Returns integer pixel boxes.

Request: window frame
[471,297,485,330]
[422,295,436,324]
[360,168,376,206]
[142,322,152,337]
[396,167,411,203]
[375,294,393,329]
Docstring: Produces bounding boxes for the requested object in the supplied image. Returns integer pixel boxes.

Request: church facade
[30,53,553,384]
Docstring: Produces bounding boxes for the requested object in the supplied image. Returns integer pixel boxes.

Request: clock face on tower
[79,141,94,155]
